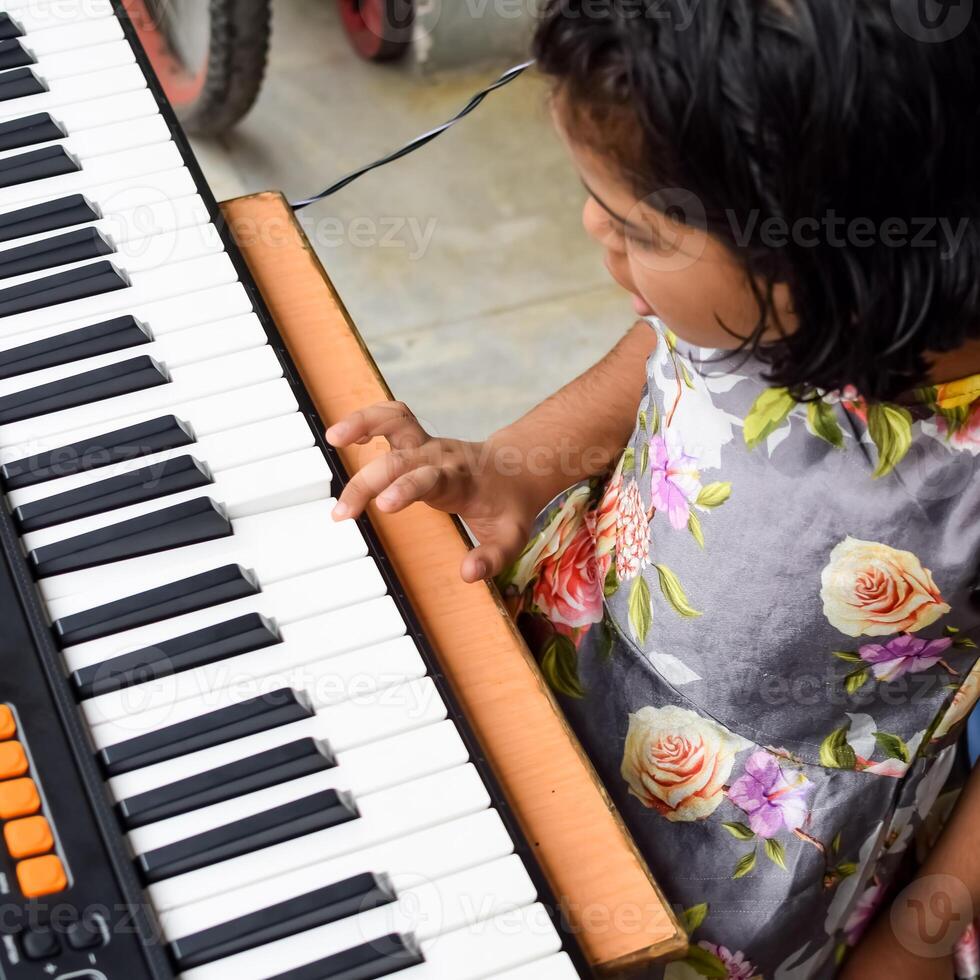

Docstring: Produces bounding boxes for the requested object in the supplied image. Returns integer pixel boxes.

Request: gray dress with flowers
[499,321,980,978]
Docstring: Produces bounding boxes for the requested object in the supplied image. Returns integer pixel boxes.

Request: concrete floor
[192,0,633,440]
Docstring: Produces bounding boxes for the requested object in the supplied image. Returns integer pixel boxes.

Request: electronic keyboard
[0,2,685,977]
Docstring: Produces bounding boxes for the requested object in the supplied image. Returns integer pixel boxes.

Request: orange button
[0,779,39,819]
[0,706,14,741]
[16,854,66,899]
[4,816,53,860]
[0,741,28,779]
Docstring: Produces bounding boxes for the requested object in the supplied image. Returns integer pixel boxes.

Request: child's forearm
[486,319,656,520]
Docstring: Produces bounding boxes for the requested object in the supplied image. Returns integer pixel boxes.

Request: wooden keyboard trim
[221,191,687,972]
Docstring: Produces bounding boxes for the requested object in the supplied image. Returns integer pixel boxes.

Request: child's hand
[326,401,537,584]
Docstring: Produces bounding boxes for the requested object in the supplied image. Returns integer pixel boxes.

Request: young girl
[327,1,980,975]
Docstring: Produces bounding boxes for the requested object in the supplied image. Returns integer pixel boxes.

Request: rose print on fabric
[621,705,749,822]
[820,537,950,637]
[921,377,980,455]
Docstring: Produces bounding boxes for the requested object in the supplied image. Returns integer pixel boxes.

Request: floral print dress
[499,321,980,979]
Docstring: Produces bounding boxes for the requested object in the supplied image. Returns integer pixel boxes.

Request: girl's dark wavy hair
[534,0,980,401]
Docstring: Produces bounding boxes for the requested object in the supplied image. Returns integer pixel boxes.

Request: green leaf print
[539,634,585,699]
[836,861,858,878]
[655,564,702,618]
[819,727,857,770]
[683,946,728,980]
[867,402,913,478]
[831,831,842,855]
[844,667,871,695]
[807,401,845,448]
[682,902,708,934]
[688,511,705,548]
[832,650,862,663]
[721,822,756,841]
[732,850,757,879]
[628,576,653,644]
[597,617,615,662]
[638,409,648,434]
[743,387,796,449]
[622,446,636,475]
[682,945,728,979]
[696,482,732,508]
[639,442,649,478]
[873,731,910,763]
[649,401,661,435]
[764,838,788,870]
[603,564,619,599]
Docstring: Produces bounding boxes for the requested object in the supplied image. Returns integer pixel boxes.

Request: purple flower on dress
[649,434,701,530]
[698,942,758,980]
[858,634,953,682]
[726,750,812,839]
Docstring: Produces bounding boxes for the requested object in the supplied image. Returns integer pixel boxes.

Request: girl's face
[565,133,796,350]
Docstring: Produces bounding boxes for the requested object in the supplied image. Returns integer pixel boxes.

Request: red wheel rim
[121,0,207,108]
[337,0,412,61]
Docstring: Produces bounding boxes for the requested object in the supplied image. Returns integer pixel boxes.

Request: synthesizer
[0,1,686,978]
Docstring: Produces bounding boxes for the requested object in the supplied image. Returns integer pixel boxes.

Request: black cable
[290,59,535,211]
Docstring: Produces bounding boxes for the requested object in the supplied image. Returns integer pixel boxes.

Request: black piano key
[0,68,45,104]
[0,354,167,426]
[0,314,149,382]
[73,612,280,700]
[266,934,424,980]
[98,689,314,776]
[0,259,128,318]
[16,454,211,532]
[0,194,99,245]
[0,144,78,190]
[0,226,114,283]
[171,872,395,970]
[0,39,34,72]
[1,414,194,489]
[0,112,64,153]
[137,788,359,883]
[30,495,232,578]
[0,13,23,41]
[120,736,336,830]
[54,563,258,647]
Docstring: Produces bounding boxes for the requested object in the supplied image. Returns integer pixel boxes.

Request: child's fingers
[326,401,428,451]
[460,526,526,584]
[375,465,451,513]
[332,449,421,520]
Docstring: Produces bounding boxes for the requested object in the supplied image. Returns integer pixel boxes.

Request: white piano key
[0,340,275,448]
[7,0,114,33]
[148,764,492,912]
[129,721,468,856]
[0,312,263,401]
[180,856,537,980]
[0,113,169,167]
[59,555,386,672]
[9,412,314,509]
[0,194,213,265]
[23,446,333,551]
[403,905,565,980]
[0,140,182,210]
[0,250,237,344]
[108,677,446,802]
[65,167,199,221]
[161,808,512,941]
[18,19,125,64]
[0,224,222,303]
[493,953,581,980]
[48,89,159,135]
[83,600,413,732]
[0,378,299,474]
[0,64,148,124]
[39,496,366,601]
[2,280,253,357]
